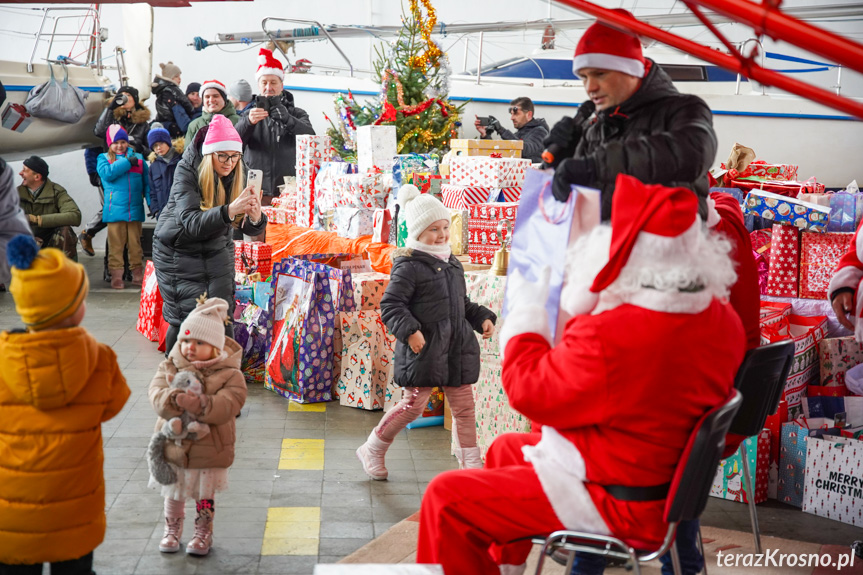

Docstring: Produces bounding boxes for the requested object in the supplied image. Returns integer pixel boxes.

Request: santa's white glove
[500,267,553,357]
[706,196,721,228]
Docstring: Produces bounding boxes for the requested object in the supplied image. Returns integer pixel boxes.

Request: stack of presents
[708,152,863,527]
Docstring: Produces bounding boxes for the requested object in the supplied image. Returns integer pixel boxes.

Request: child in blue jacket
[146,124,182,220]
[98,124,150,289]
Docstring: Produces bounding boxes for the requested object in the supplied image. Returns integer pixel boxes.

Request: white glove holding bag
[499,266,553,358]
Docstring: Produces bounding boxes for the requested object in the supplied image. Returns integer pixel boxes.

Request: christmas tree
[326,0,463,162]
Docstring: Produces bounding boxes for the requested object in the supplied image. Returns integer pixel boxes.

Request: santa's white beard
[560,225,612,318]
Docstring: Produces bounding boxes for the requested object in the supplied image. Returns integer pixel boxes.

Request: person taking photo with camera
[93,86,151,156]
[473,96,549,163]
[235,48,315,207]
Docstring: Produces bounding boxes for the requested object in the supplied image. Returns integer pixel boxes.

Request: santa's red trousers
[416,432,567,574]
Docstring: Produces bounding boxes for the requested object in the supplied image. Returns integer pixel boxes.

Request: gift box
[819,337,863,392]
[244,241,273,277]
[450,156,531,188]
[334,172,389,210]
[468,202,518,251]
[710,430,770,504]
[372,208,392,244]
[472,355,531,460]
[744,190,829,232]
[314,161,356,213]
[799,193,831,208]
[779,417,841,507]
[351,271,390,310]
[393,154,439,187]
[827,193,862,233]
[450,138,523,158]
[408,173,448,198]
[497,187,522,203]
[764,399,788,499]
[1,102,33,133]
[799,231,853,299]
[468,202,518,222]
[465,271,506,357]
[766,224,801,298]
[333,207,375,239]
[449,209,469,255]
[335,310,395,410]
[295,135,332,228]
[468,244,498,265]
[735,178,826,198]
[136,261,162,342]
[441,184,503,210]
[357,125,397,173]
[802,436,863,525]
[736,161,799,181]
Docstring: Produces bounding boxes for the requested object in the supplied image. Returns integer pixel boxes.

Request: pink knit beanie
[202,114,243,156]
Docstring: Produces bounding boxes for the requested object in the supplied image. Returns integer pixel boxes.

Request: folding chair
[533,390,742,575]
[725,340,795,554]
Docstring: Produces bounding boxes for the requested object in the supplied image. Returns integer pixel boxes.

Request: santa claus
[416,174,746,574]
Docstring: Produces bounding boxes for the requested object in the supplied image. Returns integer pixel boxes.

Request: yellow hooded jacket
[0,327,130,565]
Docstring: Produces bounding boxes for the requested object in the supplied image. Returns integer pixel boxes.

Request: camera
[477,116,491,127]
[114,93,129,106]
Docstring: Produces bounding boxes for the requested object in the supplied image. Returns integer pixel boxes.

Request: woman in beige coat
[147,297,246,557]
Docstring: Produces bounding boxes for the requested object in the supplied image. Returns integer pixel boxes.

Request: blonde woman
[153,114,266,353]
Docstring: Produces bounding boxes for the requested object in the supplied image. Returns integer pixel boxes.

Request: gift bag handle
[537,180,574,225]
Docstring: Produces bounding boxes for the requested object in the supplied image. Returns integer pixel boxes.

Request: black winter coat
[492,118,550,163]
[573,59,717,221]
[152,142,267,327]
[380,248,496,389]
[234,90,315,197]
[151,79,194,137]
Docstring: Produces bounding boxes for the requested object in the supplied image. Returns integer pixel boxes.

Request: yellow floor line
[278,438,325,470]
[288,402,327,412]
[261,507,321,556]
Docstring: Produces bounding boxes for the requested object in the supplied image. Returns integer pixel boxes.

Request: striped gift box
[441,184,498,210]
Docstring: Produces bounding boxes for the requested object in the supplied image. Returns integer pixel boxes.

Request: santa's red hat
[590,175,698,293]
[256,48,285,81]
[573,9,645,78]
[200,79,227,100]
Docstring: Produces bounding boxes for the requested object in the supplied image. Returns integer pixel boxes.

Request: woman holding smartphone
[153,115,267,353]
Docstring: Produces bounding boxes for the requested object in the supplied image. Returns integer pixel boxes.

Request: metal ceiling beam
[552,0,863,120]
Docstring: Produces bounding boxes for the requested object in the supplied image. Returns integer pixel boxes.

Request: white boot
[456,446,484,469]
[357,430,391,480]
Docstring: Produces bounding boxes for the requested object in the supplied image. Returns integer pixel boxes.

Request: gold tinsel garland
[407,0,442,69]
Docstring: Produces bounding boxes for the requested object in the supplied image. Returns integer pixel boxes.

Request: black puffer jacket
[492,118,550,163]
[574,59,717,221]
[380,248,496,388]
[93,105,152,155]
[152,133,267,327]
[234,90,315,197]
[151,78,194,135]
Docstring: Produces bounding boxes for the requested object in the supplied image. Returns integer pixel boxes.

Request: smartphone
[477,116,491,127]
[246,169,263,199]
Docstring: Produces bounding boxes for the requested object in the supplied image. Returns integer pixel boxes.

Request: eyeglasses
[215,153,242,164]
[508,107,521,114]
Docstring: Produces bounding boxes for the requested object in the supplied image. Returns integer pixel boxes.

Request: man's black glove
[486,115,502,134]
[551,157,596,202]
[542,101,596,168]
[88,172,101,187]
[127,155,139,167]
[574,100,596,124]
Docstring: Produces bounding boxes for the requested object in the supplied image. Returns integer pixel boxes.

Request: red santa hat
[256,48,285,81]
[590,174,698,294]
[573,9,646,78]
[200,79,227,100]
[201,114,243,156]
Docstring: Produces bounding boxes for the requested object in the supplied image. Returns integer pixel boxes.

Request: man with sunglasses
[474,97,549,163]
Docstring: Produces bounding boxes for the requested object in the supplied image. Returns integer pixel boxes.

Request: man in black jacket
[235,48,315,206]
[474,97,549,163]
[547,10,717,223]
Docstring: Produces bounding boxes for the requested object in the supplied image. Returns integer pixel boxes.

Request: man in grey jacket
[474,97,550,163]
[0,158,34,290]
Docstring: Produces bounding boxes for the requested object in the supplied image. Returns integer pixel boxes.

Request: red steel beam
[553,0,863,120]
[693,0,863,76]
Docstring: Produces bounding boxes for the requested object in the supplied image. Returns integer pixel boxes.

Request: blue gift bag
[502,168,601,342]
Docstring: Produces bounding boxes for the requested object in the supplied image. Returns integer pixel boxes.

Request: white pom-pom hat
[398,184,452,242]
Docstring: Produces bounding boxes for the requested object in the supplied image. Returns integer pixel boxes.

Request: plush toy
[147,371,211,485]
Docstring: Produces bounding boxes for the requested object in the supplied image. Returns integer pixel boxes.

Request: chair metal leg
[564,549,576,572]
[740,448,763,554]
[670,541,683,575]
[697,527,708,575]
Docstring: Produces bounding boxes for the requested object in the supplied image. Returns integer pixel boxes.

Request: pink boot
[356,430,392,480]
[159,498,184,553]
[186,500,214,556]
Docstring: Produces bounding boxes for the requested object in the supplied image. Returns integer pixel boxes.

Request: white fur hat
[398,184,452,242]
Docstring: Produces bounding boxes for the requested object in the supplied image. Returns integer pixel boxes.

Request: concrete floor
[0,249,860,574]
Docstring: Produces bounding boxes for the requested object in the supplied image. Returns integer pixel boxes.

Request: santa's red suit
[416,176,746,574]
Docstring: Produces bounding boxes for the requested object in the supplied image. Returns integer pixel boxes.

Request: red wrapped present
[799,231,853,300]
[468,243,498,264]
[238,241,273,277]
[766,224,801,298]
[1,103,33,133]
[136,261,163,342]
[372,208,392,244]
[728,160,799,181]
[441,184,499,210]
[468,220,513,247]
[468,202,518,221]
[732,177,825,198]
